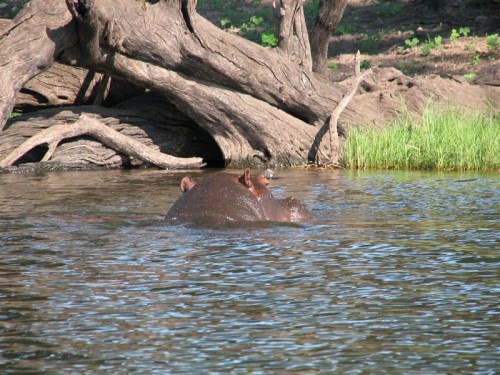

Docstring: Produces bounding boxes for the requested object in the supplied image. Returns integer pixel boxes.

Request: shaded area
[1,92,225,172]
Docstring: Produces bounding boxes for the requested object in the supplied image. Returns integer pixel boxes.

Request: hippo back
[165,173,269,222]
[165,170,311,223]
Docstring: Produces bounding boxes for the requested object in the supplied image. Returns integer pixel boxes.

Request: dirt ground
[195,0,499,85]
[325,0,500,85]
[1,0,499,86]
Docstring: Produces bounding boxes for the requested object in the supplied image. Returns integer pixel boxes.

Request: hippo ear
[180,176,196,193]
[238,169,253,188]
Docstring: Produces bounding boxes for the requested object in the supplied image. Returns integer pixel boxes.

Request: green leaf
[261,32,278,47]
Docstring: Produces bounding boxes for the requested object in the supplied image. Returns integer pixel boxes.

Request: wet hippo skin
[165,169,311,223]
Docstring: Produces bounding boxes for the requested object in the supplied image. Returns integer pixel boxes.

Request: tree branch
[316,51,372,165]
[0,114,204,169]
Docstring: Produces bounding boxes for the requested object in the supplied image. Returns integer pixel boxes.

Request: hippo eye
[256,175,270,186]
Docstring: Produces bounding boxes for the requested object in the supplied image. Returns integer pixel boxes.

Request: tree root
[0,114,204,169]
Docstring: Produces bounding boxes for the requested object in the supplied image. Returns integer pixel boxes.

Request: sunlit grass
[342,105,500,171]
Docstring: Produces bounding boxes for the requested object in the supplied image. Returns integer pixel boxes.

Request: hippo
[165,169,311,223]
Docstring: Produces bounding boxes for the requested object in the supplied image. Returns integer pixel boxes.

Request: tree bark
[11,62,144,112]
[57,0,353,125]
[1,95,222,169]
[275,0,313,71]
[0,114,203,169]
[310,0,349,75]
[0,0,76,130]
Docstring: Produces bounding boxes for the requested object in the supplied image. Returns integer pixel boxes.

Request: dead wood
[0,94,222,169]
[316,51,371,165]
[0,114,204,169]
[89,52,324,166]
[12,62,144,113]
[0,0,76,130]
[54,0,365,126]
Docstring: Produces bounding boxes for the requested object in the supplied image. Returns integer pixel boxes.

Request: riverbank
[1,1,498,172]
[342,105,500,171]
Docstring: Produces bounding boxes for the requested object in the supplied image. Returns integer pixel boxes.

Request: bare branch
[317,51,372,166]
[0,114,204,169]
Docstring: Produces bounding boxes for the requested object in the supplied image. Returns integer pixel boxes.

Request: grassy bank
[342,105,499,171]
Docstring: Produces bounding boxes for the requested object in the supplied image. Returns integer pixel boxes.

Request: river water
[0,168,498,374]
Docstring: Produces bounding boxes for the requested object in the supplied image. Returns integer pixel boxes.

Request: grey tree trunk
[310,0,349,75]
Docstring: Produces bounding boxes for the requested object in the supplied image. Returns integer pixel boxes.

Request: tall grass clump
[342,105,500,171]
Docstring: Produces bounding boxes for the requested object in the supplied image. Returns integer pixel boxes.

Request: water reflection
[0,169,499,373]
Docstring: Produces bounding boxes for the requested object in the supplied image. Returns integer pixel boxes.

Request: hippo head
[165,169,310,223]
[181,169,270,196]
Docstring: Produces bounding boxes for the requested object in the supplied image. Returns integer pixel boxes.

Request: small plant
[464,72,476,80]
[450,29,460,42]
[220,18,231,29]
[433,35,443,48]
[486,33,499,52]
[421,43,431,57]
[9,112,22,119]
[249,15,264,27]
[471,53,481,65]
[327,61,338,70]
[420,35,443,56]
[404,37,420,49]
[360,60,371,70]
[460,27,471,37]
[261,32,278,47]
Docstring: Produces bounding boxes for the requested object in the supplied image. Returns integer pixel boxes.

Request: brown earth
[326,0,500,85]
[195,0,500,86]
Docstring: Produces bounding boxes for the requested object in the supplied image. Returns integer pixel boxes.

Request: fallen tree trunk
[0,0,497,170]
[0,94,222,169]
[0,114,203,169]
[13,62,145,112]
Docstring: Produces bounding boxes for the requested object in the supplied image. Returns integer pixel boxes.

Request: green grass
[486,33,499,52]
[9,112,22,119]
[342,105,500,171]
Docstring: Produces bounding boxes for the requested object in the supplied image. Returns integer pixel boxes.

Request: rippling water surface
[1,169,499,374]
